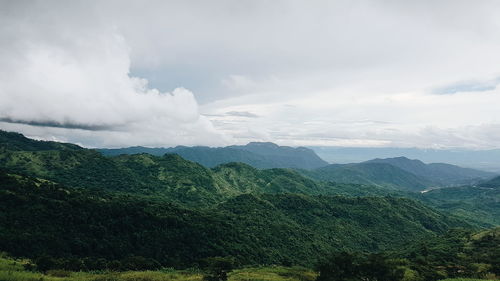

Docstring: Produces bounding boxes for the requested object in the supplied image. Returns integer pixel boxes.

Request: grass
[0,255,315,281]
[229,266,316,281]
[3,255,495,281]
[440,278,495,281]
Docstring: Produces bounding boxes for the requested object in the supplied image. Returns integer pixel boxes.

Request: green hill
[0,131,403,205]
[0,130,82,151]
[365,157,496,186]
[420,185,500,227]
[0,170,470,268]
[1,130,497,220]
[301,162,433,192]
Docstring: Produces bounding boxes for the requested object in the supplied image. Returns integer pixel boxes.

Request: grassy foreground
[2,256,496,281]
[440,279,497,281]
[0,255,316,281]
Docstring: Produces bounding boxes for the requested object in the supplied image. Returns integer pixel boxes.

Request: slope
[420,185,500,226]
[365,157,496,186]
[0,130,82,151]
[0,131,405,204]
[301,162,433,192]
[480,175,500,188]
[0,170,471,268]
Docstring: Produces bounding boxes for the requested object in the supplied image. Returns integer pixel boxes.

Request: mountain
[480,175,500,188]
[310,146,500,173]
[420,185,500,226]
[0,170,470,268]
[365,157,496,186]
[0,131,389,205]
[3,129,500,275]
[300,162,433,192]
[99,142,329,170]
[0,145,398,205]
[230,142,328,168]
[1,130,498,280]
[300,157,495,192]
[0,130,82,151]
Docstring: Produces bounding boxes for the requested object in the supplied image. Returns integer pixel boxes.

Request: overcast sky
[1,0,500,148]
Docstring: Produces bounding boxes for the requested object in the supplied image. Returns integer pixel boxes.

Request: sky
[1,0,500,148]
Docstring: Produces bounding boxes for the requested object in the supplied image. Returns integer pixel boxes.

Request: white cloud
[0,1,228,148]
[202,86,500,148]
[2,0,500,148]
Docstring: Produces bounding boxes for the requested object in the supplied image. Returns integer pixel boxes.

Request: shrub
[46,269,72,277]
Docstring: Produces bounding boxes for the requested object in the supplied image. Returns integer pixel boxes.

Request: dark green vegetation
[0,254,316,281]
[98,136,496,191]
[300,162,433,192]
[419,185,500,226]
[397,228,500,280]
[316,252,404,281]
[99,142,329,170]
[315,228,499,281]
[0,130,498,281]
[0,131,408,206]
[0,130,82,152]
[0,169,469,269]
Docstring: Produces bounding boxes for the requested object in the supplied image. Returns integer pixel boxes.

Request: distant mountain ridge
[300,162,433,192]
[365,156,496,186]
[310,146,500,172]
[99,141,329,170]
[301,156,496,192]
[0,131,474,257]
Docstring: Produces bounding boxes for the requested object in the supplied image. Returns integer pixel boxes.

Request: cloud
[2,1,500,148]
[0,1,227,148]
[433,77,500,95]
[0,118,114,131]
[225,111,259,118]
[202,85,500,148]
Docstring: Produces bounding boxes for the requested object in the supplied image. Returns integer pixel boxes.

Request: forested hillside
[300,162,433,191]
[0,131,406,205]
[0,170,469,268]
[0,131,82,151]
[0,130,498,281]
[419,185,500,226]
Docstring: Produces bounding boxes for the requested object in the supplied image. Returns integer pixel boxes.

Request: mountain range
[98,141,496,191]
[0,129,499,273]
[99,142,329,170]
[365,157,495,186]
[311,146,500,173]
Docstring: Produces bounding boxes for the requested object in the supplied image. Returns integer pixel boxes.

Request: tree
[202,257,235,281]
[316,252,404,281]
[316,252,363,281]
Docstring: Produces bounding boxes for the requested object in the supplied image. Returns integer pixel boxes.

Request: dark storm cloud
[0,118,115,131]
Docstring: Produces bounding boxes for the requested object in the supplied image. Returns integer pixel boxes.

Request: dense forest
[0,130,499,280]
